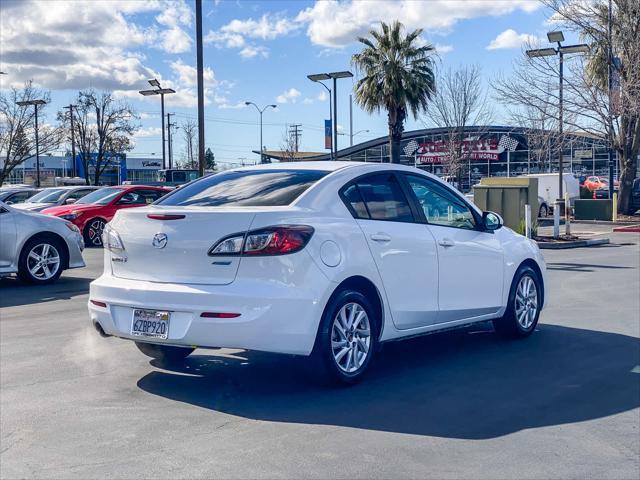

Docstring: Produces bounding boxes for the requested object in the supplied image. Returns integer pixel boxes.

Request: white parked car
[89,162,546,384]
[13,185,100,212]
[0,201,85,284]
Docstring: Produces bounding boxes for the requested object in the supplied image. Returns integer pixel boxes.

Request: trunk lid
[109,207,258,285]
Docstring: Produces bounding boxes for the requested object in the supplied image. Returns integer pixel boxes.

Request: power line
[289,124,302,152]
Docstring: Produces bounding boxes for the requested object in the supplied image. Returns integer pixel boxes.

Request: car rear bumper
[88,266,332,356]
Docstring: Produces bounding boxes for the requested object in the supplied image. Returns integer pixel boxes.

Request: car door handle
[370,233,392,242]
[438,238,455,247]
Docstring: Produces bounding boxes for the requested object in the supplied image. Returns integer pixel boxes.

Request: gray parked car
[0,201,85,284]
[13,185,100,213]
[0,187,39,205]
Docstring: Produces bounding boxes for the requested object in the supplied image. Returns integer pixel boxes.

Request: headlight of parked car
[64,222,81,234]
[60,211,81,221]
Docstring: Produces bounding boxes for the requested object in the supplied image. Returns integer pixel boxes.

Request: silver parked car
[0,201,85,284]
[0,186,39,204]
[13,185,100,213]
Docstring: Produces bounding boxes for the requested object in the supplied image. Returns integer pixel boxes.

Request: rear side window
[341,184,369,219]
[158,170,328,207]
[354,173,413,222]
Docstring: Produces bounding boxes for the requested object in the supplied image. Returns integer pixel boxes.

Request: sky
[0,0,584,167]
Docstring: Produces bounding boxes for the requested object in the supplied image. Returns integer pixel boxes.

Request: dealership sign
[416,137,502,164]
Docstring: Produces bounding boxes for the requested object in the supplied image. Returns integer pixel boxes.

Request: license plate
[131,309,170,339]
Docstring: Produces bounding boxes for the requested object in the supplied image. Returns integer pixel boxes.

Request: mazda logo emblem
[152,233,168,249]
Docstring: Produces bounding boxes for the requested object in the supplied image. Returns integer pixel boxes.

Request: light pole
[139,78,175,170]
[527,31,589,203]
[308,70,353,158]
[307,74,333,160]
[244,102,277,163]
[16,99,47,187]
[351,129,369,144]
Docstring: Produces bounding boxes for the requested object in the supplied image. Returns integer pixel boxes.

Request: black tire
[135,342,194,364]
[539,204,548,218]
[17,235,67,285]
[83,218,106,248]
[310,289,378,385]
[493,266,542,338]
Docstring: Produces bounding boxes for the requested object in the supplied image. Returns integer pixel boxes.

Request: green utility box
[574,199,613,220]
[473,177,539,231]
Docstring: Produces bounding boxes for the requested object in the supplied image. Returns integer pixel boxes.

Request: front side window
[355,173,413,222]
[157,170,328,207]
[405,174,476,230]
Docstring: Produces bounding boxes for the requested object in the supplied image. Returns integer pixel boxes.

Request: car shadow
[0,275,93,308]
[546,262,634,272]
[137,324,640,439]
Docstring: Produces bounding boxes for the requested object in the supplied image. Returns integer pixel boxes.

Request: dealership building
[5,126,621,189]
[3,154,163,186]
[261,125,618,191]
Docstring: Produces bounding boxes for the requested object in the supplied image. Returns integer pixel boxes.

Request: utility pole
[166,113,176,169]
[289,124,302,152]
[196,0,205,177]
[349,94,353,147]
[63,104,77,177]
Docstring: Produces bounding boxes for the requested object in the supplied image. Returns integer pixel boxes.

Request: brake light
[208,225,314,256]
[200,312,241,318]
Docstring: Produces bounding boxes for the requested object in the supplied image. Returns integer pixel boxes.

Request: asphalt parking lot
[1,233,639,479]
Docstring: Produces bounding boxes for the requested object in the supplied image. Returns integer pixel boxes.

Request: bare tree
[0,83,63,185]
[497,0,639,213]
[279,126,298,162]
[424,65,493,184]
[180,119,198,169]
[63,90,138,185]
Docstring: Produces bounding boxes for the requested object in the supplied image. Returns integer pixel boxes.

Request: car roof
[231,161,359,173]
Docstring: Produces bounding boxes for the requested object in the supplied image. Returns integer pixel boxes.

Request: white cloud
[276,88,301,104]
[295,0,541,48]
[133,126,162,138]
[435,44,454,54]
[0,0,194,91]
[317,90,328,102]
[169,59,215,86]
[303,98,314,105]
[487,29,540,50]
[239,45,269,59]
[205,13,300,59]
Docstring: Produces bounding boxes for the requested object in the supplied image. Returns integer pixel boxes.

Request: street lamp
[139,78,175,169]
[16,99,47,187]
[527,31,589,202]
[244,102,277,163]
[308,70,353,159]
[307,74,333,160]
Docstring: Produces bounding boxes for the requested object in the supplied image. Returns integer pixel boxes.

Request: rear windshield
[27,189,65,203]
[157,169,328,207]
[76,187,125,205]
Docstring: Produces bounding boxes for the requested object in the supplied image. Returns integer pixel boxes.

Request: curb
[536,238,610,249]
[612,225,640,233]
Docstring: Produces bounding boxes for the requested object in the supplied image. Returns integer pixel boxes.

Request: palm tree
[352,21,436,164]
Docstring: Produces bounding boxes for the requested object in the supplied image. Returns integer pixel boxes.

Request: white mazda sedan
[89,162,546,384]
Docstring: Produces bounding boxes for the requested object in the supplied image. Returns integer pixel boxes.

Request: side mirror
[483,211,503,231]
[65,198,77,205]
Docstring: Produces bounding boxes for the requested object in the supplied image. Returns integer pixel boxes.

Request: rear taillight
[208,225,314,257]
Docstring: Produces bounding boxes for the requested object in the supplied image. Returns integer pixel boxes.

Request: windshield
[27,189,66,203]
[157,169,328,207]
[75,188,125,205]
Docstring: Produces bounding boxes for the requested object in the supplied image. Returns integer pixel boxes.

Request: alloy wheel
[87,219,105,247]
[515,275,538,329]
[331,302,371,373]
[27,243,61,280]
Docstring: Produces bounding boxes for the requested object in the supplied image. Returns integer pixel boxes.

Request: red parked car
[41,185,171,247]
